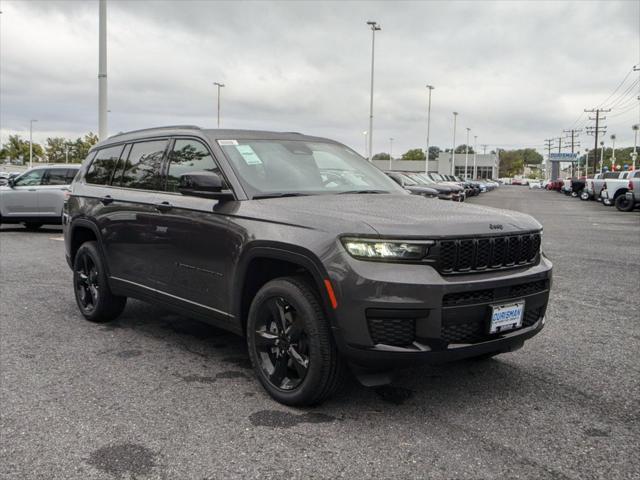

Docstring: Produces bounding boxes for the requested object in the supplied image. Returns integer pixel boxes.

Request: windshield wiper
[253,192,311,199]
[338,189,389,194]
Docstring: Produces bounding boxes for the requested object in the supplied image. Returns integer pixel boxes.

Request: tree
[1,135,44,163]
[372,152,390,160]
[428,146,441,161]
[69,132,99,163]
[445,145,475,154]
[45,137,70,163]
[401,148,426,161]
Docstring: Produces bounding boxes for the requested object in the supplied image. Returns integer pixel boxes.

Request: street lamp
[366,21,381,162]
[214,82,225,128]
[632,124,639,170]
[363,131,368,158]
[610,134,616,167]
[473,135,478,180]
[451,112,458,175]
[599,141,605,173]
[29,119,38,169]
[464,127,471,180]
[425,85,434,174]
[389,137,394,170]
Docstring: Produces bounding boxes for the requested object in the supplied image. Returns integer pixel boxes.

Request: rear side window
[13,169,44,187]
[86,145,124,185]
[165,139,220,192]
[633,171,640,178]
[120,140,167,190]
[603,172,620,179]
[42,168,72,185]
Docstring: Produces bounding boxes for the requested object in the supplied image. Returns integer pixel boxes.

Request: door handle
[101,195,113,205]
[28,189,37,192]
[155,201,173,213]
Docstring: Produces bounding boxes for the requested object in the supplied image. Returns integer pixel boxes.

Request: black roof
[96,126,335,148]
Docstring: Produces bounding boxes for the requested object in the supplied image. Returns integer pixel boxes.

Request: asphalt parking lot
[1,186,639,480]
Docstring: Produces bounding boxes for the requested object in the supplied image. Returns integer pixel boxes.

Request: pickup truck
[600,170,640,208]
[584,172,625,202]
[619,175,640,211]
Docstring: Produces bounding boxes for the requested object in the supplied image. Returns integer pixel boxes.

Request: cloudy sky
[1,0,638,157]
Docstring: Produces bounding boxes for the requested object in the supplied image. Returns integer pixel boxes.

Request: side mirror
[7,178,15,188]
[178,171,234,201]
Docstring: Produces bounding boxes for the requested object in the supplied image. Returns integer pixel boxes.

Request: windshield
[218,139,405,198]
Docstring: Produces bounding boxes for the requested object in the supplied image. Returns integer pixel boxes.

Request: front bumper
[329,253,552,368]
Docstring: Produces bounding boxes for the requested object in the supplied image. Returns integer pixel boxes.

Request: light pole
[366,21,381,162]
[599,141,605,173]
[473,135,478,179]
[425,85,434,174]
[363,131,368,158]
[65,143,69,163]
[632,124,639,170]
[451,112,458,175]
[29,119,37,169]
[389,137,394,170]
[610,134,616,169]
[98,0,108,140]
[214,82,225,128]
[464,127,471,179]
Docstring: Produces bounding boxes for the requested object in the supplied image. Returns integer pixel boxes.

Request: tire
[73,241,126,323]
[580,191,590,201]
[615,194,635,212]
[247,276,347,406]
[602,198,613,206]
[24,222,43,231]
[570,191,578,197]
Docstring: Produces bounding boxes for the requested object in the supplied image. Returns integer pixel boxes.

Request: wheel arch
[232,243,337,336]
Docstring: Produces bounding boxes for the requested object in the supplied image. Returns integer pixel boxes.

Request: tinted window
[66,168,80,183]
[14,169,44,187]
[120,140,167,190]
[603,172,620,179]
[166,139,220,192]
[86,145,124,185]
[42,168,72,185]
[633,171,640,178]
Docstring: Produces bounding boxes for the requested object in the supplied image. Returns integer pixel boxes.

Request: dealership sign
[548,153,578,162]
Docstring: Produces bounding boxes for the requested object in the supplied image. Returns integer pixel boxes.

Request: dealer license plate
[489,301,524,334]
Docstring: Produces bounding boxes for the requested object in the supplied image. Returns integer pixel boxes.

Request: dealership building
[372,152,499,179]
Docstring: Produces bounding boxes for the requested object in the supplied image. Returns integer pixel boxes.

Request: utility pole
[599,141,605,173]
[544,138,554,179]
[213,82,225,128]
[632,124,639,170]
[473,135,478,179]
[451,112,458,175]
[389,137,394,170]
[65,144,69,163]
[425,85,434,174]
[610,134,616,168]
[563,128,581,177]
[98,0,108,140]
[366,21,381,162]
[585,108,610,175]
[464,127,470,179]
[481,144,488,155]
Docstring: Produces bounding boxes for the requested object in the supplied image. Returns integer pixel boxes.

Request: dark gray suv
[63,126,552,405]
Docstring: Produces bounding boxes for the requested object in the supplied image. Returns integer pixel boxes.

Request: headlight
[341,238,433,261]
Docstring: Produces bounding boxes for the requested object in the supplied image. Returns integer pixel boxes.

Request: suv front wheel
[73,241,127,323]
[247,276,346,406]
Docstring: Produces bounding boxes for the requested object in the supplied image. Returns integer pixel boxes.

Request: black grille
[436,233,541,274]
[509,280,548,298]
[367,318,415,347]
[441,307,543,344]
[443,289,494,307]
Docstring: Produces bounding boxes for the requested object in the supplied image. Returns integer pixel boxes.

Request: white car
[0,165,80,230]
[528,181,542,189]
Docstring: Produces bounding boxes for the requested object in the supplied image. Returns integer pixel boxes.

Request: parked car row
[544,170,640,212]
[384,171,499,202]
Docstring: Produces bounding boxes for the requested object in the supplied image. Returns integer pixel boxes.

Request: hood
[405,185,439,195]
[234,194,541,237]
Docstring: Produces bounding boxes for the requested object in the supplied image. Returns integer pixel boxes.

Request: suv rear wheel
[247,276,346,406]
[73,241,127,323]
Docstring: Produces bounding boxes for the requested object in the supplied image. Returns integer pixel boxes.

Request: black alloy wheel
[72,241,127,323]
[247,276,346,406]
[254,296,309,391]
[75,252,99,313]
[615,194,635,212]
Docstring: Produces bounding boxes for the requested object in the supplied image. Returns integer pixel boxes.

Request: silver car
[0,165,80,230]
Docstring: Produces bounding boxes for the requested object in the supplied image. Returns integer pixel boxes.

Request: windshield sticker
[235,144,263,165]
[217,139,239,146]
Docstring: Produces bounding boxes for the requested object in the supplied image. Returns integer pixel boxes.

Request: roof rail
[107,125,201,139]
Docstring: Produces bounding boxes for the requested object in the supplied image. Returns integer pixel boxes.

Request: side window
[120,140,167,190]
[633,171,640,178]
[86,145,124,185]
[14,169,44,187]
[66,169,80,183]
[166,139,220,192]
[42,168,71,185]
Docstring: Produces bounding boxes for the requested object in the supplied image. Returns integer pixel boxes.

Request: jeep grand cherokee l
[63,126,552,406]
